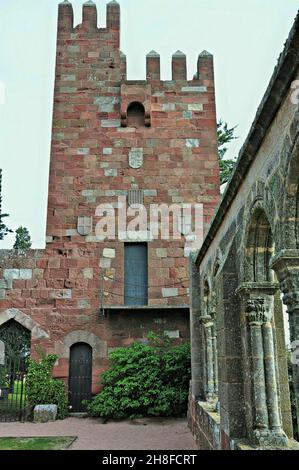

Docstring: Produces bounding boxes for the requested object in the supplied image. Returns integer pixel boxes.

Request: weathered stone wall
[189,12,299,450]
[0,1,219,391]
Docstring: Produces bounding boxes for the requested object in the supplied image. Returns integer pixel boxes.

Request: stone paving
[0,417,197,450]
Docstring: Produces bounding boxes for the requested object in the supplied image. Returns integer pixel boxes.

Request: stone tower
[0,1,220,409]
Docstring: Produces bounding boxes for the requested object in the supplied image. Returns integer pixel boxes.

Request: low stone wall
[188,392,221,450]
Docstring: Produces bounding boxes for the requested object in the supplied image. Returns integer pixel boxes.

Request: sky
[0,0,298,249]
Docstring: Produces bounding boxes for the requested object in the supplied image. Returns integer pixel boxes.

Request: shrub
[26,353,68,419]
[86,335,191,420]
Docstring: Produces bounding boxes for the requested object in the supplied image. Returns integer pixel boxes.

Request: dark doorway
[69,343,92,412]
[124,243,148,306]
[127,101,145,127]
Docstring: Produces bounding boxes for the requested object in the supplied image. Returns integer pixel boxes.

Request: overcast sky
[0,0,298,249]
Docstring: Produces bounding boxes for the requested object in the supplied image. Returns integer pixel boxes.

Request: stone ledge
[234,438,299,451]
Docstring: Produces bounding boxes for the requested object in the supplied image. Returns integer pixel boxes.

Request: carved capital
[200,315,214,328]
[246,298,270,325]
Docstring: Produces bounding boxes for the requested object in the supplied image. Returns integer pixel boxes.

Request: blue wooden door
[124,244,148,306]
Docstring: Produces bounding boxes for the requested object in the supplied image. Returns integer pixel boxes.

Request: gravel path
[0,417,197,450]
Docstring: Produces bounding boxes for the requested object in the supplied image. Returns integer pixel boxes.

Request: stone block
[83,268,93,279]
[100,258,112,268]
[186,139,200,148]
[19,269,33,280]
[67,45,80,53]
[50,289,72,300]
[77,299,91,309]
[61,74,76,81]
[143,189,158,197]
[34,405,58,423]
[0,279,12,289]
[105,169,118,177]
[77,148,90,155]
[103,148,113,155]
[181,86,207,92]
[103,248,116,259]
[183,111,193,119]
[101,120,121,128]
[162,103,176,111]
[156,248,167,258]
[4,269,20,280]
[162,288,179,298]
[188,104,204,111]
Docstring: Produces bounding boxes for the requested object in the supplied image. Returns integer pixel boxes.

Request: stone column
[212,324,218,395]
[247,299,269,434]
[272,250,299,437]
[201,316,215,400]
[238,283,288,447]
[189,256,204,398]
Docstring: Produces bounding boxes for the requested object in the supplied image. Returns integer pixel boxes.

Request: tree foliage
[86,335,191,420]
[26,352,68,420]
[217,120,238,185]
[0,169,12,240]
[0,319,31,361]
[13,226,32,250]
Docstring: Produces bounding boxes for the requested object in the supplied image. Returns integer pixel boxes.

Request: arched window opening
[203,280,210,316]
[127,102,145,128]
[246,208,274,283]
[0,319,31,362]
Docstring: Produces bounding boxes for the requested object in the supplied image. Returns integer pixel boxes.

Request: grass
[0,436,76,451]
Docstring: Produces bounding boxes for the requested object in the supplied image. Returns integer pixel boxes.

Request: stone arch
[0,308,49,340]
[242,196,276,283]
[202,277,211,316]
[57,330,107,360]
[282,131,299,249]
[245,203,274,283]
[127,101,145,127]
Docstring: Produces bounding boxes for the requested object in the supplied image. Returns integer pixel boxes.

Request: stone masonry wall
[0,1,220,391]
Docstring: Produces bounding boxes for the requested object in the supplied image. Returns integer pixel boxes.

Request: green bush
[86,335,191,420]
[26,353,68,420]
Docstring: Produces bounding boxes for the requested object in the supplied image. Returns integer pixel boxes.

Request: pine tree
[13,226,32,250]
[217,120,238,185]
[0,169,12,241]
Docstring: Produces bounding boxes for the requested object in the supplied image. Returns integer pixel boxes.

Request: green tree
[217,120,238,185]
[0,212,12,241]
[13,226,32,250]
[0,169,13,240]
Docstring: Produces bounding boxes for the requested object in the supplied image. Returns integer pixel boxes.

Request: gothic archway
[245,205,274,283]
[240,205,290,446]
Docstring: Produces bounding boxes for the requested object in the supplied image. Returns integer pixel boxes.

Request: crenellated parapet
[57,2,214,88]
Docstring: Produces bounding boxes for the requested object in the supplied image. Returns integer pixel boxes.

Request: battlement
[57,1,214,85]
[58,0,120,32]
